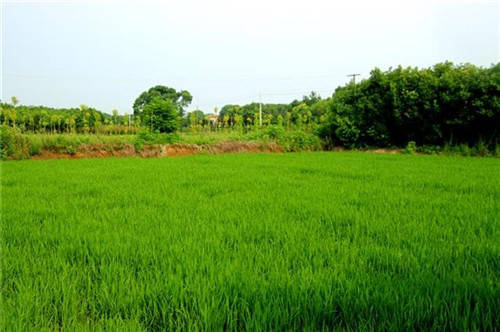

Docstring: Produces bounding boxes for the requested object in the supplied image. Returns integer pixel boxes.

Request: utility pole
[347,73,360,85]
[259,93,262,127]
[347,73,360,94]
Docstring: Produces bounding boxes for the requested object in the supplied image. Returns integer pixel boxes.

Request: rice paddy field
[1,152,499,331]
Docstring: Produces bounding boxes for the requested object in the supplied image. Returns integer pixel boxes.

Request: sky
[2,0,499,114]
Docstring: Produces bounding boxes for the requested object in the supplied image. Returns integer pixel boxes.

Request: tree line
[0,102,139,134]
[2,61,499,149]
[318,62,500,148]
[184,92,328,132]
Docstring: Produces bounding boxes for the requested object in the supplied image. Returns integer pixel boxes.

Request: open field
[1,152,499,330]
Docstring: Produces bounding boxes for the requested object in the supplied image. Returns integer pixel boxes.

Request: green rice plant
[1,152,499,330]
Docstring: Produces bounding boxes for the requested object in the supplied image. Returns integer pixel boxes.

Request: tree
[187,110,205,126]
[112,109,118,125]
[11,96,19,107]
[302,91,321,106]
[50,114,58,133]
[143,97,180,133]
[133,85,192,119]
[68,116,76,133]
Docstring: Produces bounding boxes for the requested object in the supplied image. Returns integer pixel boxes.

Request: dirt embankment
[33,141,284,160]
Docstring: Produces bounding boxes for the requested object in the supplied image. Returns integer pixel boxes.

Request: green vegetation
[318,62,500,149]
[0,125,322,159]
[0,62,500,159]
[133,86,193,132]
[3,62,498,156]
[2,153,499,330]
[0,103,138,135]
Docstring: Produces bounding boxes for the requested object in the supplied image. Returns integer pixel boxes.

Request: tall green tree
[143,97,180,133]
[133,85,192,119]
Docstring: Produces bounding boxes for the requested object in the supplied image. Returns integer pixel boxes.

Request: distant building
[205,114,218,126]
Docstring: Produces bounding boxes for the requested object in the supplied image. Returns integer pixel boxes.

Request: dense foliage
[0,103,137,134]
[318,62,500,148]
[2,153,499,330]
[142,97,181,133]
[185,92,329,131]
[0,125,321,159]
[1,62,499,152]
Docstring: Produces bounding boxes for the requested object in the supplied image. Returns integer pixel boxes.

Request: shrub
[1,126,30,159]
[266,126,285,140]
[280,131,321,152]
[419,145,440,155]
[136,130,179,144]
[137,130,155,143]
[404,141,417,154]
[473,140,489,157]
[61,144,78,155]
[134,139,144,152]
[28,137,42,156]
[457,144,471,156]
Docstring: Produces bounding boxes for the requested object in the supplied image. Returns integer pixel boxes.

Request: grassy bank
[2,152,499,330]
[0,126,322,159]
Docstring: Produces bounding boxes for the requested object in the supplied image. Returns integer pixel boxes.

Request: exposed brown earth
[32,142,284,160]
[30,142,402,160]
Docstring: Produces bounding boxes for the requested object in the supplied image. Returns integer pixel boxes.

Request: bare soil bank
[33,141,285,160]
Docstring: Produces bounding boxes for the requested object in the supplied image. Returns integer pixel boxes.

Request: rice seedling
[1,152,499,330]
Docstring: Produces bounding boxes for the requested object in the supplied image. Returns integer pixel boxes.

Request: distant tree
[9,110,17,127]
[94,112,102,133]
[68,116,76,133]
[302,91,321,106]
[133,86,192,119]
[134,115,141,128]
[83,112,90,134]
[277,114,284,127]
[11,96,19,107]
[285,112,291,129]
[143,97,180,133]
[50,114,58,133]
[264,113,273,126]
[187,110,205,125]
[112,109,118,125]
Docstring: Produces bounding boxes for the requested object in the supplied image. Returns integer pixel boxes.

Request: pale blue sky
[2,0,499,114]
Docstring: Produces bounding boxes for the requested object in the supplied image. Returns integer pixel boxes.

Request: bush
[133,139,144,152]
[266,126,285,140]
[61,143,78,155]
[404,141,417,154]
[137,130,155,143]
[136,130,180,144]
[473,140,489,157]
[280,131,321,152]
[419,145,441,155]
[1,126,30,159]
[28,137,42,156]
[457,144,471,156]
